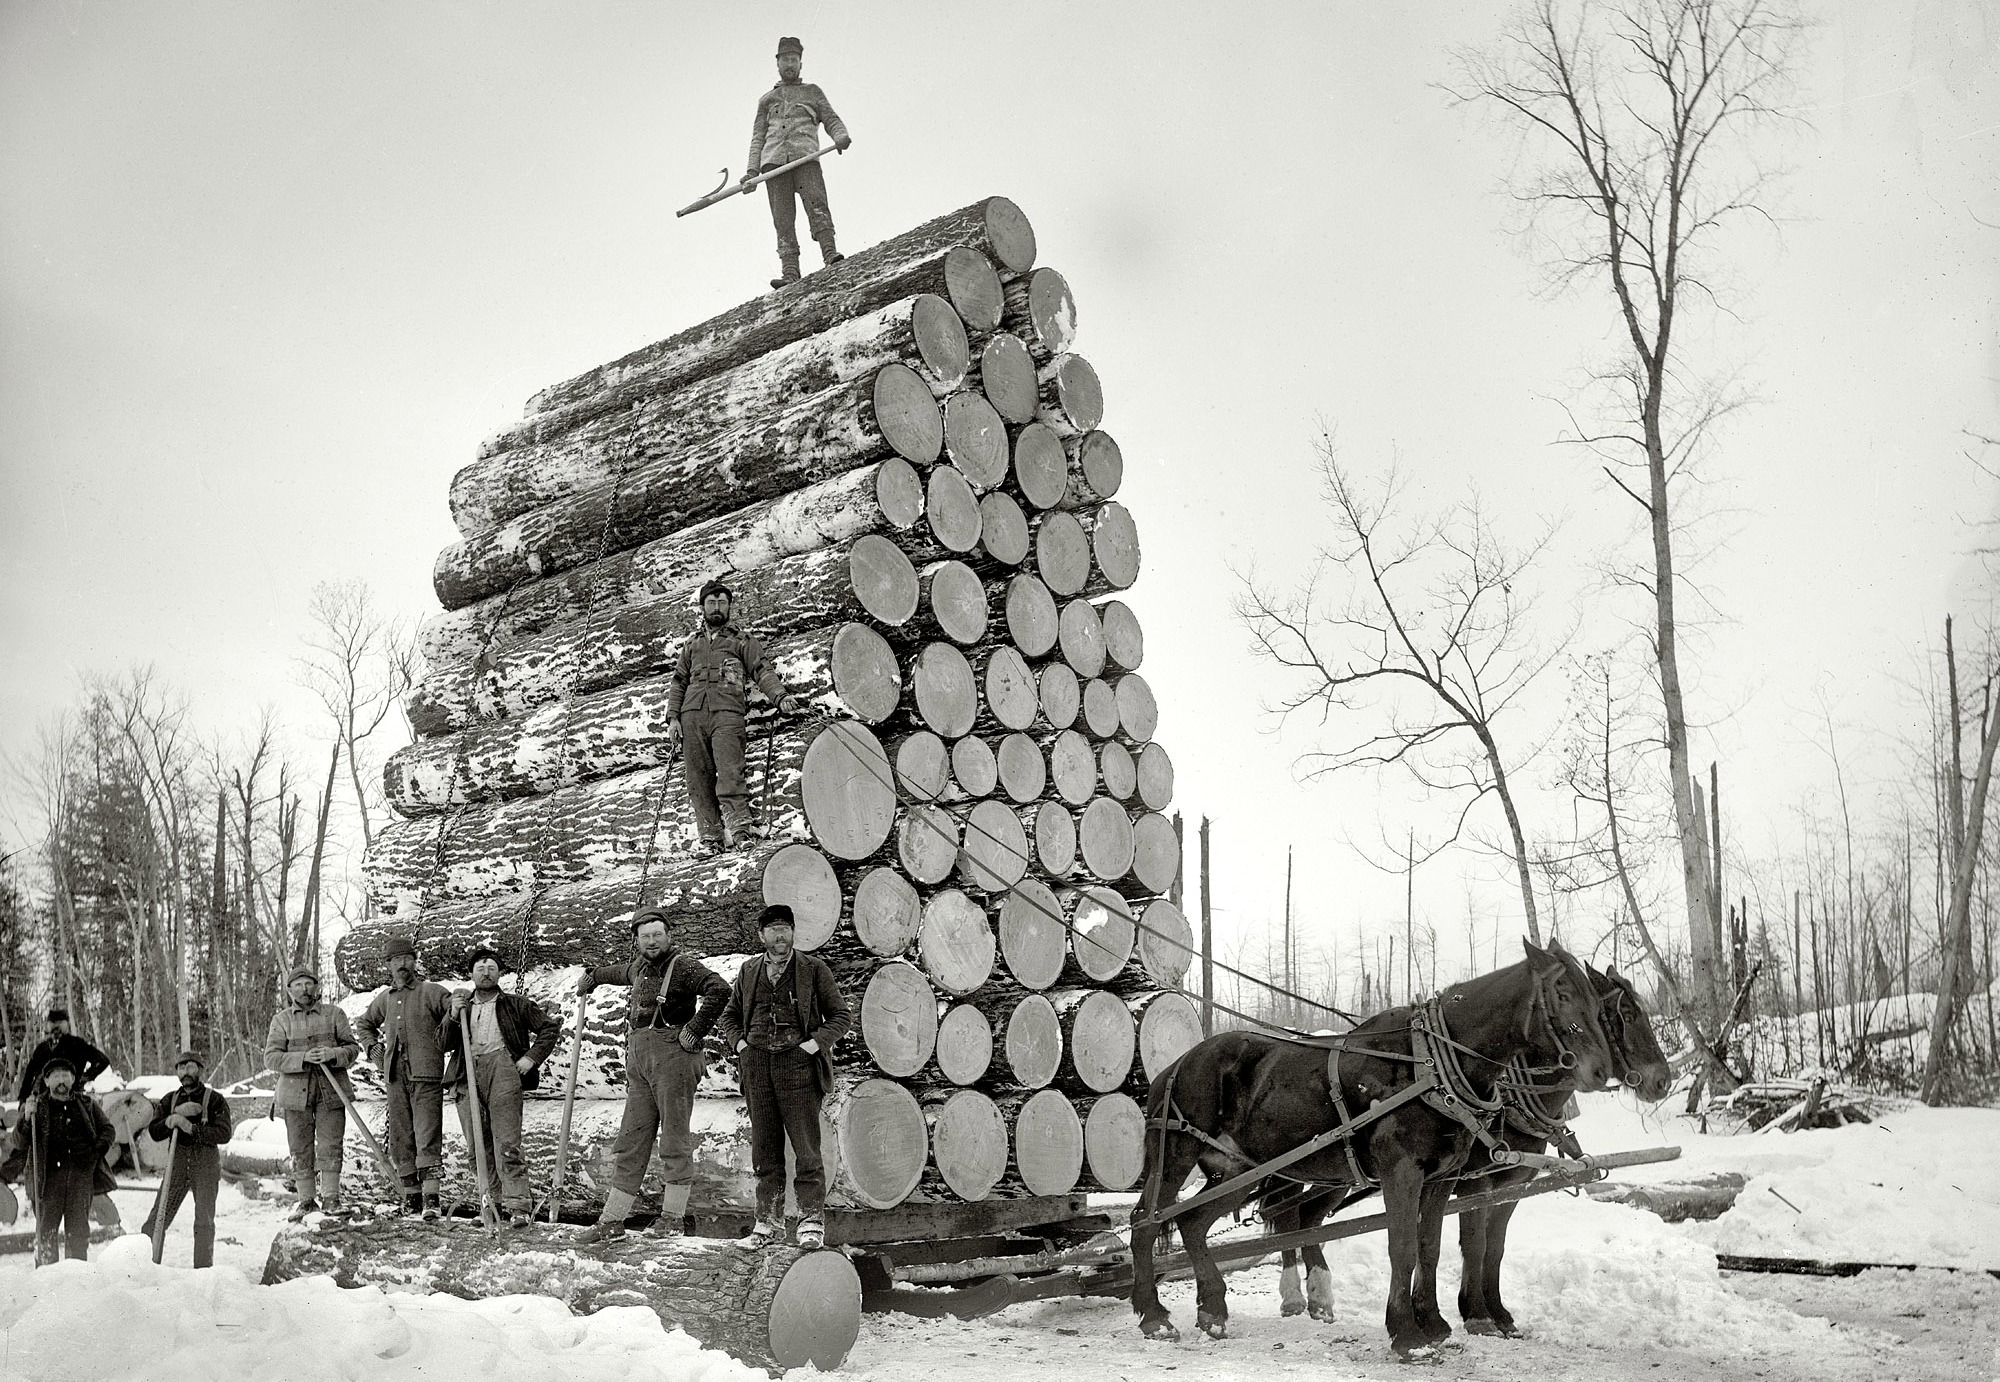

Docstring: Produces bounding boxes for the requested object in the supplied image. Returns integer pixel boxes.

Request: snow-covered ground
[0,1092,1993,1381]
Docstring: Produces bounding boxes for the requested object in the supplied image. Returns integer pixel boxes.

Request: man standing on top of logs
[353,932,455,1219]
[741,35,852,290]
[666,579,808,856]
[1,1055,115,1265]
[440,947,561,1228]
[573,908,731,1243]
[136,1051,233,1268]
[16,1008,112,1100]
[264,965,360,1220]
[715,903,850,1251]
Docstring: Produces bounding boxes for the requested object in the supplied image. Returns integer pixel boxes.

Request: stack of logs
[332,196,1204,1220]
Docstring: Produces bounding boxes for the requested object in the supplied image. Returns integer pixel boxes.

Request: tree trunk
[261,1194,863,1372]
[1079,1091,1145,1191]
[1050,988,1136,1095]
[920,1088,1009,1201]
[993,1088,1082,1197]
[420,460,924,666]
[1002,574,1059,658]
[1035,354,1104,438]
[1011,422,1071,511]
[1921,670,2000,1103]
[1060,431,1124,509]
[996,879,1067,991]
[503,197,1031,442]
[1001,267,1079,364]
[452,294,969,536]
[943,392,1009,490]
[434,365,944,609]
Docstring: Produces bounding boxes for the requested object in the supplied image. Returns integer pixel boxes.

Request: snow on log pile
[332,197,1204,1222]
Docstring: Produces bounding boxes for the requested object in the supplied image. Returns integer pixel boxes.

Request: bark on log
[823,1074,930,1210]
[891,731,950,803]
[856,959,939,1078]
[1130,990,1205,1089]
[995,1088,1082,1197]
[1058,598,1107,679]
[1050,988,1137,1096]
[849,866,922,957]
[975,492,1031,568]
[451,294,969,537]
[916,888,995,996]
[896,803,960,884]
[1002,573,1059,659]
[1082,502,1141,592]
[1043,727,1097,804]
[1098,740,1138,802]
[1080,1092,1146,1192]
[1001,267,1078,363]
[976,645,1039,734]
[388,626,899,815]
[996,879,1067,990]
[1097,597,1143,672]
[1032,510,1091,596]
[977,334,1039,425]
[1024,800,1078,880]
[1038,663,1082,733]
[921,1089,1009,1202]
[949,735,997,798]
[434,366,944,610]
[1063,886,1136,985]
[931,1004,994,1086]
[910,642,978,738]
[952,798,1030,894]
[1128,811,1180,894]
[1061,431,1124,508]
[1076,796,1138,885]
[1080,678,1122,740]
[505,197,1031,443]
[1035,354,1105,438]
[419,461,924,667]
[995,733,1047,804]
[943,392,1009,490]
[1135,741,1174,811]
[407,536,917,738]
[1011,423,1070,511]
[261,1216,863,1373]
[915,559,989,645]
[1134,898,1194,989]
[921,465,982,554]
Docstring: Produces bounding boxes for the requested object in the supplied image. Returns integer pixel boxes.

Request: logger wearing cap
[1,1053,116,1265]
[714,903,851,1251]
[137,1051,233,1267]
[741,35,852,289]
[16,1007,111,1102]
[572,907,731,1243]
[263,965,360,1220]
[666,580,807,856]
[353,932,456,1218]
[441,947,561,1228]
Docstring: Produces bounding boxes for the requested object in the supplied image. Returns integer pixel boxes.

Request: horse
[1263,959,1673,1329]
[1129,940,1616,1356]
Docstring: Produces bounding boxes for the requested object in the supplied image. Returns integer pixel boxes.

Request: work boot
[575,1220,626,1244]
[817,236,843,269]
[649,1184,690,1239]
[769,256,801,291]
[795,1216,825,1250]
[735,1220,779,1251]
[421,1193,441,1222]
[286,1198,319,1223]
[695,837,725,859]
[508,1211,533,1231]
[725,817,764,845]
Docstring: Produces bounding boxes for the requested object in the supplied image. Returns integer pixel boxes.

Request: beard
[704,608,729,627]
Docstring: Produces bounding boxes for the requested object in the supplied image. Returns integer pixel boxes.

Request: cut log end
[944,392,1009,490]
[1003,994,1061,1088]
[801,722,898,861]
[958,797,1029,893]
[912,643,978,738]
[1056,987,1137,1095]
[1039,354,1105,436]
[1114,673,1160,743]
[950,734,998,798]
[1082,1093,1146,1191]
[919,888,996,996]
[1130,812,1181,895]
[1077,796,1137,883]
[922,559,990,645]
[1081,679,1121,740]
[924,465,983,555]
[927,1088,1008,1201]
[874,363,945,465]
[980,334,1039,426]
[829,623,903,724]
[1004,575,1059,658]
[1097,598,1143,672]
[1039,664,1082,734]
[1012,423,1070,511]
[982,645,1040,733]
[851,533,920,627]
[976,491,1031,568]
[1136,898,1194,988]
[1067,431,1124,507]
[1135,741,1174,812]
[911,293,972,389]
[829,1077,929,1209]
[1059,599,1107,680]
[1099,740,1138,801]
[892,730,950,803]
[1047,727,1096,804]
[1134,989,1205,1085]
[898,803,960,884]
[1029,800,1078,878]
[995,732,1047,804]
[1069,885,1136,983]
[934,1003,995,1086]
[998,878,1066,991]
[861,960,940,1077]
[1025,268,1078,357]
[1091,503,1141,591]
[851,865,922,956]
[943,246,1005,333]
[1008,1088,1083,1196]
[981,196,1038,275]
[875,457,927,530]
[1034,511,1091,597]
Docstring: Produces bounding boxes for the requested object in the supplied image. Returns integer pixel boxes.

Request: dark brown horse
[1130,941,1615,1356]
[1265,960,1672,1327]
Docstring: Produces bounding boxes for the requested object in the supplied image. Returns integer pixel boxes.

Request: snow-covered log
[1035,353,1105,438]
[975,333,1039,425]
[1001,267,1078,363]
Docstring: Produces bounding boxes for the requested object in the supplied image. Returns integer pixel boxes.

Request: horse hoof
[1463,1318,1500,1336]
[1280,1300,1306,1318]
[1141,1319,1180,1343]
[1197,1316,1228,1341]
[1308,1304,1337,1323]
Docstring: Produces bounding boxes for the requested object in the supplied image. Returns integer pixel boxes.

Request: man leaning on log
[441,947,561,1228]
[265,965,360,1220]
[574,908,730,1243]
[743,35,851,290]
[716,903,850,1251]
[666,579,806,856]
[353,931,455,1219]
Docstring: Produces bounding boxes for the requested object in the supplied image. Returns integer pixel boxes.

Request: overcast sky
[2,2,1994,999]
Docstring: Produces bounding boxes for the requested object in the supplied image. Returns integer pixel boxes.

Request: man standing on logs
[16,1008,112,1100]
[715,904,850,1251]
[354,932,454,1219]
[741,36,852,290]
[136,1051,233,1267]
[264,966,360,1220]
[667,580,807,856]
[440,947,560,1228]
[574,909,731,1243]
[1,1055,115,1265]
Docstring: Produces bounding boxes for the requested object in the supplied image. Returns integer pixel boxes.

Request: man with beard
[16,1009,112,1100]
[354,932,455,1217]
[1,1055,116,1265]
[573,908,731,1243]
[264,966,360,1219]
[666,580,806,855]
[740,36,852,290]
[439,947,560,1228]
[714,904,849,1250]
[137,1051,233,1267]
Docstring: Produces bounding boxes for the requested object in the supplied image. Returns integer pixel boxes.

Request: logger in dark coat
[439,948,561,1228]
[136,1051,233,1268]
[741,35,852,289]
[2,1055,116,1265]
[714,903,851,1250]
[573,908,731,1243]
[666,580,806,855]
[353,931,455,1218]
[16,1008,112,1100]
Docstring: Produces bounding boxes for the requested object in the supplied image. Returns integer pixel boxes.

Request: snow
[1,1091,1994,1381]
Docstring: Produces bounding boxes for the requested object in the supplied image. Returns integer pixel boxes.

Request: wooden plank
[829,1193,1088,1245]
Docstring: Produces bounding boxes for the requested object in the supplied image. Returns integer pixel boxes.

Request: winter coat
[17,1033,112,1101]
[354,979,455,1082]
[714,951,851,1099]
[746,79,849,173]
[437,990,561,1091]
[2,1092,115,1182]
[668,623,788,717]
[263,999,359,1113]
[585,949,731,1042]
[146,1081,234,1150]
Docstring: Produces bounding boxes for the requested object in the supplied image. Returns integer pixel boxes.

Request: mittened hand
[677,1030,700,1052]
[780,695,806,715]
[835,135,852,151]
[166,1114,193,1135]
[172,1102,202,1119]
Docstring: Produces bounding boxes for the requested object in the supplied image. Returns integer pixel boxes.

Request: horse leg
[1275,1197,1307,1316]
[1457,1202,1497,1332]
[1180,1194,1240,1340]
[1131,1140,1202,1341]
[1379,1159,1428,1356]
[1300,1189,1339,1321]
[1479,1198,1525,1336]
[1412,1180,1454,1346]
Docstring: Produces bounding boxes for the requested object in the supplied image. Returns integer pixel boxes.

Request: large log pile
[339,196,1200,1229]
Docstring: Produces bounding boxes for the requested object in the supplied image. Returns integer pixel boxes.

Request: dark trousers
[33,1163,95,1266]
[681,708,748,843]
[455,1052,530,1212]
[139,1145,220,1267]
[610,1028,705,1200]
[384,1076,445,1183]
[741,1045,824,1223]
[763,159,835,264]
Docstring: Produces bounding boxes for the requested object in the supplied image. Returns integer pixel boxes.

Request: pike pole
[676,143,843,218]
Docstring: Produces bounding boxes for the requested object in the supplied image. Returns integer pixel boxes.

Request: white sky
[2,2,1994,1002]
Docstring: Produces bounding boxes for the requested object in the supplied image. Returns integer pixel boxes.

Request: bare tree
[1454,0,1805,1019]
[295,579,417,853]
[1240,442,1565,942]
